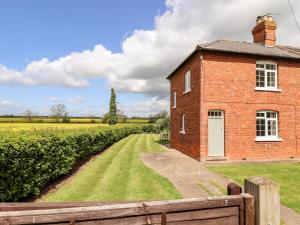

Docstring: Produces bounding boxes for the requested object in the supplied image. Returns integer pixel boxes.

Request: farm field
[208,163,300,213]
[0,122,110,131]
[0,117,148,124]
[42,134,181,202]
[0,119,149,131]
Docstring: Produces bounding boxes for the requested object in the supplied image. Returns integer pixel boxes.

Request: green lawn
[208,163,300,213]
[42,134,181,202]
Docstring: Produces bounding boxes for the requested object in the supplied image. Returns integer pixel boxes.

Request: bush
[0,124,151,202]
[155,117,170,132]
[141,124,160,133]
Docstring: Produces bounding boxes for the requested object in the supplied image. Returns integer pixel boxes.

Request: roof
[167,40,300,79]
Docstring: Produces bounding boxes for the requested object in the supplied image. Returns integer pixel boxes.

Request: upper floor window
[173,92,176,109]
[256,61,279,91]
[184,70,191,93]
[180,114,186,134]
[256,110,281,141]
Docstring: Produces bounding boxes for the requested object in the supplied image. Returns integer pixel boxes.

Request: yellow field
[0,123,109,131]
[0,117,148,124]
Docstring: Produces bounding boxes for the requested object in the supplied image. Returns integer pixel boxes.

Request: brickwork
[252,20,277,47]
[169,50,300,161]
[169,52,201,160]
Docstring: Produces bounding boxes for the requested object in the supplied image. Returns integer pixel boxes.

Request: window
[173,92,176,109]
[180,114,185,134]
[256,61,280,91]
[208,110,223,117]
[256,111,281,141]
[184,70,191,93]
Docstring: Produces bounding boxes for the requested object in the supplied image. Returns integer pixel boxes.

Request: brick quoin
[168,15,300,161]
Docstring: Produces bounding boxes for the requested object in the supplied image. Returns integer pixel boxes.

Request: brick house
[167,15,300,161]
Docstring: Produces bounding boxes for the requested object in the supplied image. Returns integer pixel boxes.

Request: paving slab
[140,146,300,225]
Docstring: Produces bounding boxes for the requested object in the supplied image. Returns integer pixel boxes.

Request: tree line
[6,88,169,126]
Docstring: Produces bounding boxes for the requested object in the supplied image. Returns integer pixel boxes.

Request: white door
[208,110,224,157]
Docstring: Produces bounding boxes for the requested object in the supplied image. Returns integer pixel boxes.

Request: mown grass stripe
[42,134,181,202]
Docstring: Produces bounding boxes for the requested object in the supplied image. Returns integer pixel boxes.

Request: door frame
[208,110,225,157]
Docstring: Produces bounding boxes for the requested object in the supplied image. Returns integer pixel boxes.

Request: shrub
[155,117,170,132]
[142,124,160,133]
[0,124,150,202]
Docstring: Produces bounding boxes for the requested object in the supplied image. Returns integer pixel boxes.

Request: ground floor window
[256,111,279,140]
[180,114,185,134]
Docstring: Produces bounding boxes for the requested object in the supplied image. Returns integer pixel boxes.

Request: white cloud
[47,96,59,102]
[67,96,84,104]
[0,100,23,115]
[120,97,169,117]
[0,0,299,98]
[0,100,18,108]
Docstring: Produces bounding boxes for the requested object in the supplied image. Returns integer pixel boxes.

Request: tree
[108,88,118,125]
[23,110,35,122]
[102,113,109,123]
[148,110,168,123]
[117,109,127,123]
[50,104,68,122]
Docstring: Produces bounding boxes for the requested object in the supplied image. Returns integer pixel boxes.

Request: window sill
[183,90,191,95]
[172,106,176,109]
[255,87,282,92]
[179,130,186,134]
[255,137,283,142]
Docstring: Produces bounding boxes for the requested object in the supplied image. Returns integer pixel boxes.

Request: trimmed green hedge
[0,124,158,202]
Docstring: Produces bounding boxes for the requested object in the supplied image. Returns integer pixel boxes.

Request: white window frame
[255,110,282,142]
[255,61,282,92]
[172,92,177,109]
[183,70,191,94]
[180,114,186,134]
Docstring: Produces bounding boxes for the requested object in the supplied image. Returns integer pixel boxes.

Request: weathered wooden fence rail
[0,176,281,225]
[0,194,254,225]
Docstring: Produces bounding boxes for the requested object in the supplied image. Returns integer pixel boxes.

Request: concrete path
[140,146,300,225]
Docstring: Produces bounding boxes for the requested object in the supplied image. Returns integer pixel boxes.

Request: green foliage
[62,117,71,123]
[102,113,109,123]
[148,110,168,123]
[43,135,181,201]
[108,88,118,125]
[0,124,158,202]
[155,117,170,132]
[141,124,160,133]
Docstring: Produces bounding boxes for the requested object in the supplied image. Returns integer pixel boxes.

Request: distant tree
[23,110,35,122]
[148,110,168,123]
[155,116,170,132]
[108,88,118,125]
[50,104,68,122]
[117,110,127,123]
[102,113,109,123]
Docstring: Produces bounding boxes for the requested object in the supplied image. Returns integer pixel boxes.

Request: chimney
[252,15,277,47]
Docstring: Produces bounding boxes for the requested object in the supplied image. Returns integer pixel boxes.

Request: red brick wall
[169,50,300,161]
[252,20,277,47]
[200,51,300,160]
[169,52,201,160]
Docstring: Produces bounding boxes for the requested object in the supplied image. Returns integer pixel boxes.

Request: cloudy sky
[0,0,299,117]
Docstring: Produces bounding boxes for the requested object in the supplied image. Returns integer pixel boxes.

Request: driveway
[140,145,300,225]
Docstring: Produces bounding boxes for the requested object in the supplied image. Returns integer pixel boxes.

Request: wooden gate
[0,194,254,225]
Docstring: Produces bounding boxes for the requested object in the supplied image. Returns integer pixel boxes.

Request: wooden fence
[0,194,254,225]
[0,176,280,225]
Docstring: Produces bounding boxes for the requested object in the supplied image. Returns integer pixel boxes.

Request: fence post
[244,176,280,225]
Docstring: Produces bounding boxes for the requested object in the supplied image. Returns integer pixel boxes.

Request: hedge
[0,124,159,202]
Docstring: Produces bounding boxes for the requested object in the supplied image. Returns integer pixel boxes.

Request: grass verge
[42,134,181,202]
[208,162,300,213]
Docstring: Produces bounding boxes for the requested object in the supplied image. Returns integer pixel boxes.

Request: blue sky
[0,0,166,116]
[0,0,299,117]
